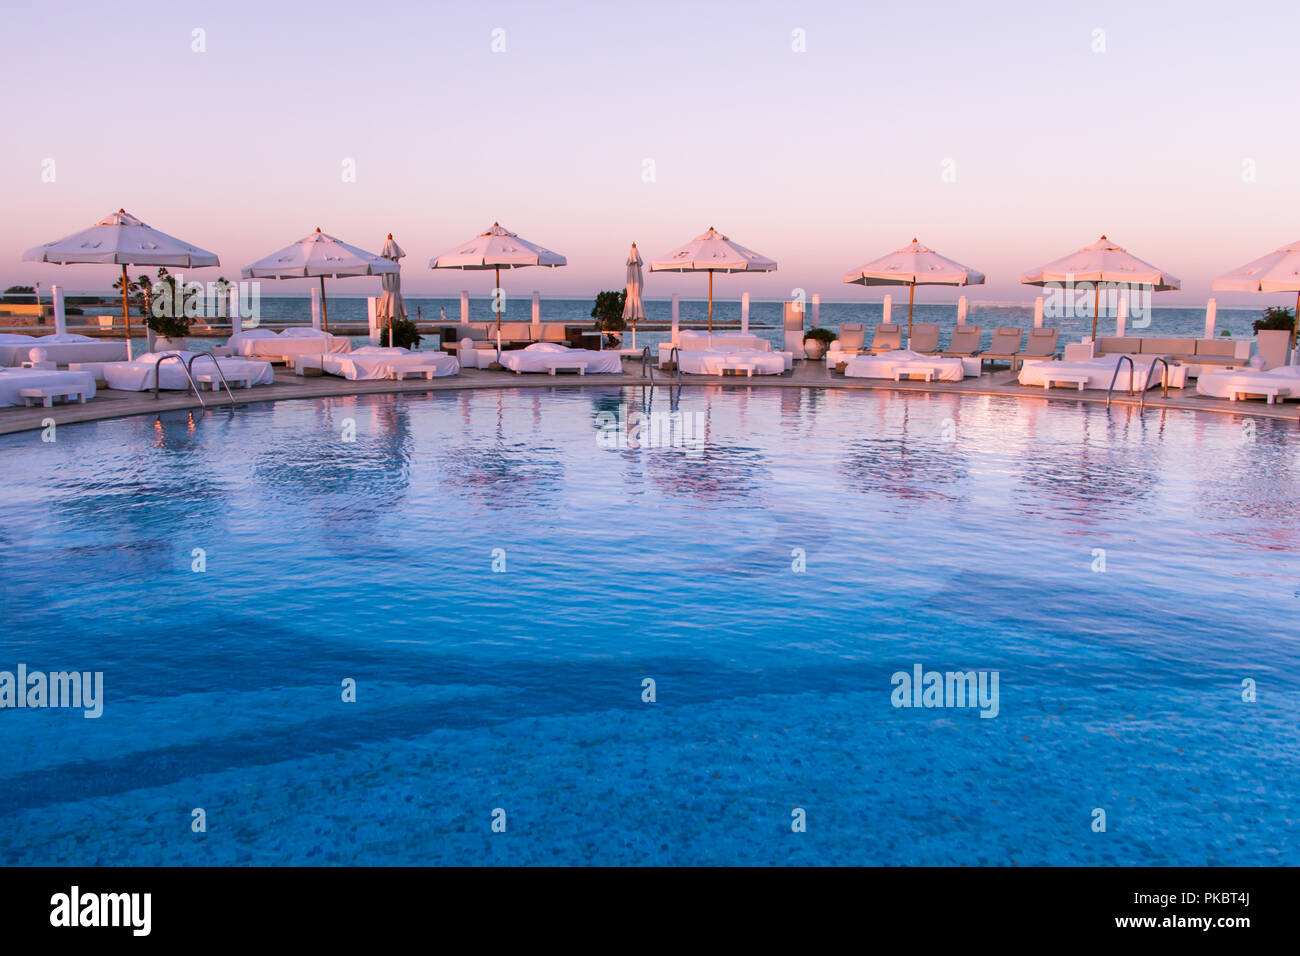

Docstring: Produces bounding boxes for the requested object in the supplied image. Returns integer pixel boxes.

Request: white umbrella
[650,227,776,333]
[23,208,219,358]
[377,233,407,345]
[1022,235,1179,342]
[429,222,566,360]
[843,238,985,339]
[622,243,646,350]
[1212,240,1300,349]
[242,228,397,332]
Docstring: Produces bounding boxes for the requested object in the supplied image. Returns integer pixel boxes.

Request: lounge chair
[981,327,1025,370]
[908,323,941,354]
[869,323,902,354]
[1016,328,1060,366]
[941,325,983,358]
[836,323,867,356]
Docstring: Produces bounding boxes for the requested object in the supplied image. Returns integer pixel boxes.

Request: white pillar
[1204,298,1217,339]
[1033,296,1044,328]
[671,293,680,345]
[957,295,968,325]
[1116,296,1128,337]
[531,290,541,338]
[310,287,322,330]
[740,292,750,333]
[229,287,243,336]
[52,284,67,336]
[367,296,380,345]
[811,292,821,329]
[882,294,892,325]
[460,290,469,325]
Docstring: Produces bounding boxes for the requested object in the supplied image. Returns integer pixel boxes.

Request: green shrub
[1253,306,1296,334]
[804,327,837,345]
[590,290,626,333]
[381,318,421,350]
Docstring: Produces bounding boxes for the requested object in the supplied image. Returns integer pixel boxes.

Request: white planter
[152,335,188,352]
[803,338,827,361]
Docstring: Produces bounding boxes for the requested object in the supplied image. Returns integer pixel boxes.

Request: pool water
[1,386,1297,865]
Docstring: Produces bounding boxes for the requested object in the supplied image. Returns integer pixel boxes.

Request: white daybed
[657,331,791,371]
[229,328,351,359]
[0,332,128,367]
[844,349,968,382]
[1196,365,1300,403]
[498,343,623,374]
[101,351,275,391]
[0,367,97,407]
[1018,355,1184,391]
[676,349,786,375]
[321,347,458,380]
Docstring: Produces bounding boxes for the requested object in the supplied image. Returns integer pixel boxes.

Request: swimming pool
[1,386,1297,865]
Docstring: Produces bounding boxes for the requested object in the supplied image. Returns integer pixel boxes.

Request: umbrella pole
[1091,285,1100,342]
[708,271,713,334]
[907,282,915,341]
[495,265,502,362]
[120,264,132,359]
[319,276,328,332]
[1293,290,1299,353]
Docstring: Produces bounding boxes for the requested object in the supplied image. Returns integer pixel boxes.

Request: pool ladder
[1105,355,1170,412]
[152,353,237,408]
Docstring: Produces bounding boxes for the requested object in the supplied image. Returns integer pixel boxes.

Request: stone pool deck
[1,359,1296,435]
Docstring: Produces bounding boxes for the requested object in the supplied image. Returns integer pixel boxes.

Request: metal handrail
[1105,355,1135,409]
[640,345,654,387]
[1138,357,1171,411]
[153,353,206,407]
[187,353,237,406]
[669,346,683,387]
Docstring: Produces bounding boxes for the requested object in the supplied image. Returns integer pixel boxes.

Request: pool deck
[1,358,1296,435]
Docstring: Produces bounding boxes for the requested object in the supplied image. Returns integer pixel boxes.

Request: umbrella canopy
[622,243,646,350]
[843,238,985,338]
[650,227,776,332]
[376,233,407,340]
[23,209,220,358]
[1022,235,1180,341]
[429,223,567,359]
[241,227,396,332]
[1212,240,1300,348]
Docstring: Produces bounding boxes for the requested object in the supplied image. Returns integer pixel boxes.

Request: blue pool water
[1,387,1297,865]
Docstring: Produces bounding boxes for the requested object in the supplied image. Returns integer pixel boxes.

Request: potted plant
[590,290,626,348]
[1253,306,1295,369]
[803,327,836,360]
[381,317,422,350]
[145,269,193,350]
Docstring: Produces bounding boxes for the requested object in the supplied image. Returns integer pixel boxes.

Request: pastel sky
[1,0,1296,306]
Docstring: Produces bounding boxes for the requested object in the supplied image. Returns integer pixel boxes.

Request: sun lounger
[908,322,941,354]
[1017,328,1060,366]
[836,323,867,356]
[869,323,902,354]
[980,327,1025,370]
[941,325,982,358]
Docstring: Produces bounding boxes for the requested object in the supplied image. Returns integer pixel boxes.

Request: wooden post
[319,276,328,332]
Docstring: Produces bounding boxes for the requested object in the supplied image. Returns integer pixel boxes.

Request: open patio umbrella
[23,208,219,358]
[623,243,647,351]
[1022,235,1179,342]
[650,227,776,333]
[429,222,566,360]
[242,228,397,332]
[843,239,985,340]
[376,233,407,345]
[1212,240,1300,349]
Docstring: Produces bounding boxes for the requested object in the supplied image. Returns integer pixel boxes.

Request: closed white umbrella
[23,208,219,358]
[650,227,776,333]
[242,228,397,332]
[1212,240,1300,349]
[843,238,985,339]
[1022,235,1179,342]
[377,233,407,345]
[623,242,646,351]
[429,222,566,360]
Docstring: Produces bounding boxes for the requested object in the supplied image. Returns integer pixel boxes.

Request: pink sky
[2,0,1297,307]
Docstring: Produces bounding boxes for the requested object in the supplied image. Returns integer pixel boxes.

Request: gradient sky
[1,0,1296,306]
